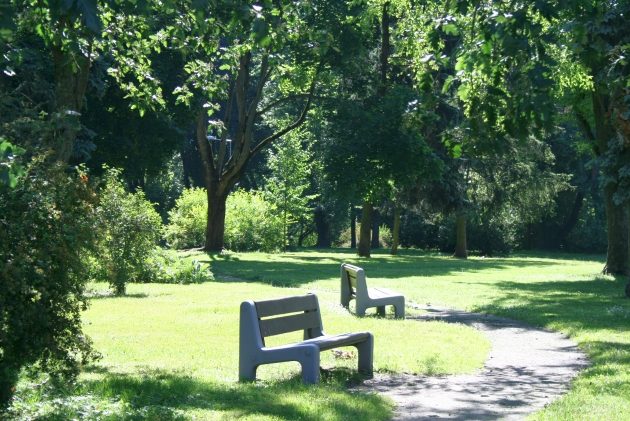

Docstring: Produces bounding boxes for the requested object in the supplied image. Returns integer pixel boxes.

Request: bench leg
[355,335,374,377]
[394,298,405,319]
[356,304,367,317]
[299,350,321,384]
[239,361,258,382]
[376,305,386,316]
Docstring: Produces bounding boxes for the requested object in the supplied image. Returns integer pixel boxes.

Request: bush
[95,168,162,295]
[163,188,207,249]
[165,189,283,252]
[139,249,213,284]
[224,190,284,252]
[0,162,99,408]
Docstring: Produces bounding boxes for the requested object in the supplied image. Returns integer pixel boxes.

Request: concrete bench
[239,293,373,384]
[340,263,405,318]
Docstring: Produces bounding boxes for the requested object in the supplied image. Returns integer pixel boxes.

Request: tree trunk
[51,46,91,163]
[358,201,373,257]
[314,206,331,248]
[453,210,468,259]
[205,187,228,252]
[603,184,629,275]
[350,205,357,249]
[590,88,630,275]
[391,206,401,255]
[371,209,380,249]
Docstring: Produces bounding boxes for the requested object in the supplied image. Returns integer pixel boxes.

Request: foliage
[165,188,284,252]
[140,250,213,285]
[264,128,316,248]
[143,153,185,220]
[0,161,99,408]
[224,189,284,252]
[94,168,162,295]
[0,138,25,188]
[164,187,207,249]
[564,202,607,253]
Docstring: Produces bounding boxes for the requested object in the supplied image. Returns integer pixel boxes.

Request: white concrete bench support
[340,263,405,318]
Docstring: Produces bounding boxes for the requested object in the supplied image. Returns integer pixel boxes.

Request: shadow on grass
[66,368,389,421]
[471,276,630,333]
[200,249,579,287]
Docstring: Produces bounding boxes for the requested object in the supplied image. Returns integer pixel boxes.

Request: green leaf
[442,23,459,35]
[442,75,455,94]
[451,144,462,158]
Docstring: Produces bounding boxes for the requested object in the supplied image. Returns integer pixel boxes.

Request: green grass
[199,248,630,420]
[8,248,629,420]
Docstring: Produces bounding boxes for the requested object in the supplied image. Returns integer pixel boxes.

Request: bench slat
[303,332,371,351]
[259,311,320,337]
[346,270,358,289]
[255,294,318,317]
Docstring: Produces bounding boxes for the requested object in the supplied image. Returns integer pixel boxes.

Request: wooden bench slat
[259,311,320,337]
[255,294,318,317]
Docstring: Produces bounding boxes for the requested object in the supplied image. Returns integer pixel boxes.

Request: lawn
[8,249,630,420]
[201,248,630,420]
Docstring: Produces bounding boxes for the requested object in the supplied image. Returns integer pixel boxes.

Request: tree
[392,0,562,257]
[264,128,316,248]
[321,1,438,258]
[158,0,357,251]
[559,1,630,274]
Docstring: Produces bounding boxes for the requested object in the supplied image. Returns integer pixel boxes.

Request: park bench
[239,293,374,384]
[340,263,405,318]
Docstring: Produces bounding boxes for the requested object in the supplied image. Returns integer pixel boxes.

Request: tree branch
[216,81,236,175]
[196,110,216,182]
[251,70,319,156]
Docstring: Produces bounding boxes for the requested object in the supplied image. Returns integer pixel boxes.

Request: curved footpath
[353,305,590,420]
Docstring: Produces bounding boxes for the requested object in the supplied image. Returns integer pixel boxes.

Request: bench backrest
[241,294,324,347]
[340,263,368,298]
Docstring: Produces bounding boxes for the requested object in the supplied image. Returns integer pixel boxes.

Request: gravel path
[354,305,590,420]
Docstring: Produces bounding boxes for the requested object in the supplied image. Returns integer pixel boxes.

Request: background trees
[3,0,630,408]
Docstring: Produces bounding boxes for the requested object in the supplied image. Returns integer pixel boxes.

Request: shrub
[138,249,213,284]
[165,189,283,252]
[0,162,99,408]
[95,168,162,295]
[163,188,207,249]
[225,189,284,252]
